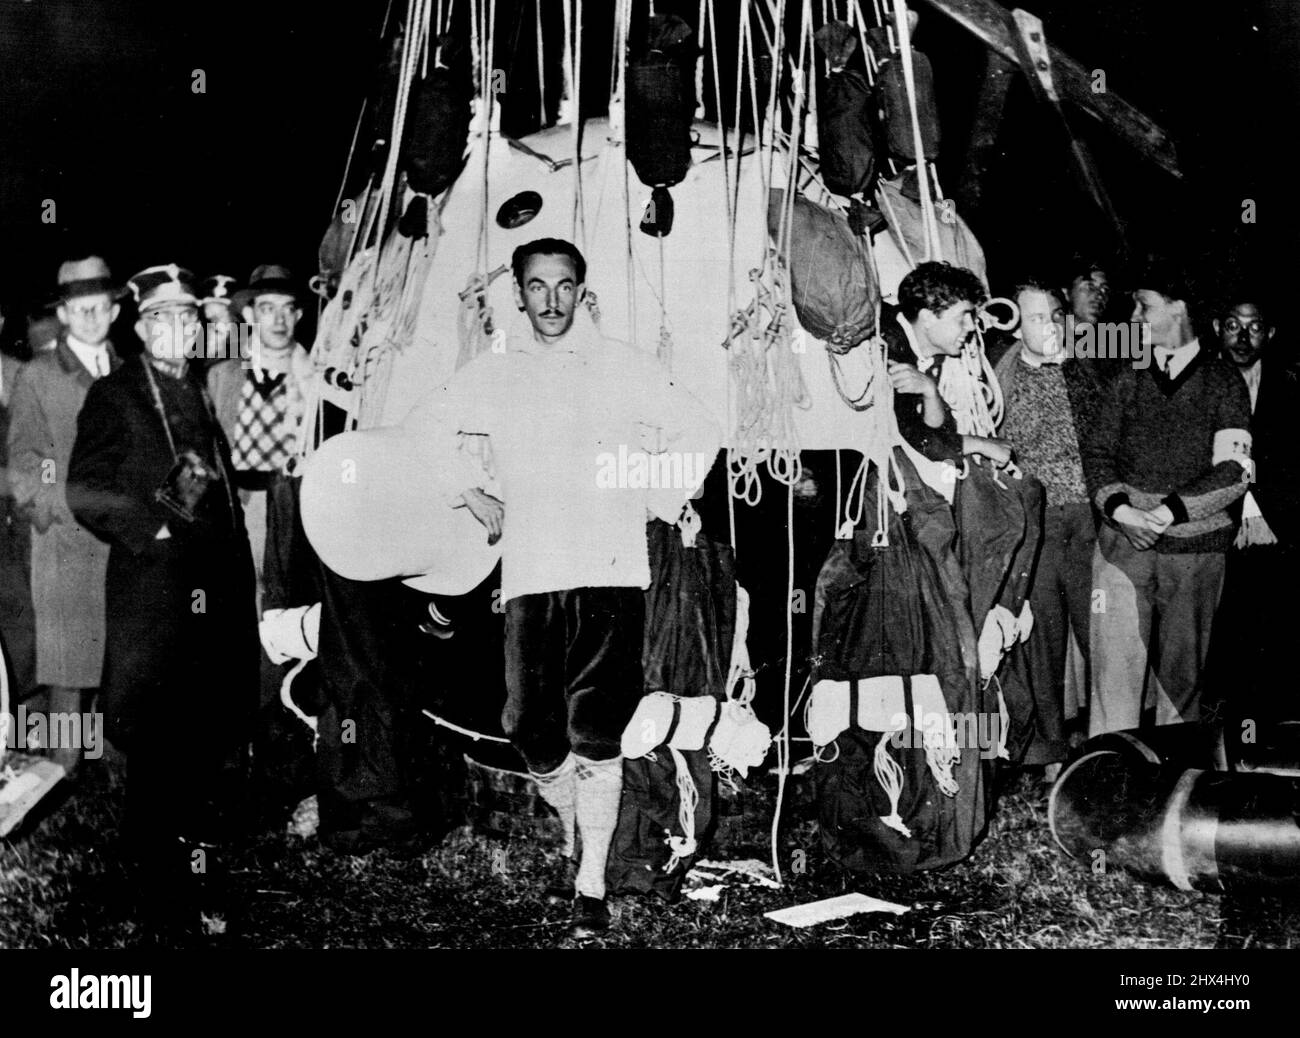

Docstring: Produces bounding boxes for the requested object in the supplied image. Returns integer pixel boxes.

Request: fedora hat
[57,256,122,303]
[233,264,302,313]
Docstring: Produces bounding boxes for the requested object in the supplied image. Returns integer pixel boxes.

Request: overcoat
[67,355,258,750]
[6,335,118,687]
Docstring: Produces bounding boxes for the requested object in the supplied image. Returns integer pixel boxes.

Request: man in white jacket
[409,238,721,936]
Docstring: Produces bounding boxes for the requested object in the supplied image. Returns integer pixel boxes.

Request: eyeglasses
[143,307,200,325]
[1223,319,1267,336]
[66,302,113,319]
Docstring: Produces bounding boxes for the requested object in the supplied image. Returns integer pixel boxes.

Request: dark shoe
[569,895,610,939]
[544,858,577,903]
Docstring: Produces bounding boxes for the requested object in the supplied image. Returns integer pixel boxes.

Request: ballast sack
[605,742,714,900]
[770,189,879,351]
[809,674,959,836]
[812,448,990,873]
[641,518,737,701]
[400,37,474,198]
[875,47,941,160]
[878,177,988,289]
[955,465,1046,761]
[814,22,876,203]
[607,518,736,900]
[626,15,696,194]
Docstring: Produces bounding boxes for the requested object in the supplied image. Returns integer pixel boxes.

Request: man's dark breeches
[503,587,645,774]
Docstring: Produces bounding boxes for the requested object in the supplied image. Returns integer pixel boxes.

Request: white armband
[1212,428,1253,480]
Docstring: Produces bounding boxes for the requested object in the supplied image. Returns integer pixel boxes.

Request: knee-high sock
[574,754,623,900]
[531,753,577,858]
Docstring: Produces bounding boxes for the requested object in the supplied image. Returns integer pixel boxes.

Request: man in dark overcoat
[68,264,258,936]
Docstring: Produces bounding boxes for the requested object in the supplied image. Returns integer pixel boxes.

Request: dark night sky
[1,0,1297,336]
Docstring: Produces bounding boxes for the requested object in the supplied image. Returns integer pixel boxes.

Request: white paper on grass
[764,892,910,928]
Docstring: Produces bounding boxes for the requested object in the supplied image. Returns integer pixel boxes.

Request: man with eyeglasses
[1204,294,1300,729]
[68,264,257,941]
[207,265,316,831]
[7,256,123,777]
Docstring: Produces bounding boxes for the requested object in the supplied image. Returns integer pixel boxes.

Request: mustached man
[407,238,720,937]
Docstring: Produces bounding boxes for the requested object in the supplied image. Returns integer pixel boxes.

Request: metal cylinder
[1086,720,1300,776]
[1049,733,1300,893]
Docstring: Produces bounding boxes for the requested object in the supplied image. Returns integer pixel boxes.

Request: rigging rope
[890,0,941,260]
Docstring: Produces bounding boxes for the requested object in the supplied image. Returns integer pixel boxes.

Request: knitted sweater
[997,354,1088,506]
[1083,348,1251,553]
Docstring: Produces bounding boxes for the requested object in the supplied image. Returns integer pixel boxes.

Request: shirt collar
[1018,340,1066,368]
[1154,338,1200,378]
[249,339,298,378]
[509,314,598,357]
[896,311,936,373]
[64,334,109,375]
[65,338,107,361]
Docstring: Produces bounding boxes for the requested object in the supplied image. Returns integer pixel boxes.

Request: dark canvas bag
[400,44,474,198]
[606,521,735,900]
[769,190,879,352]
[812,449,992,872]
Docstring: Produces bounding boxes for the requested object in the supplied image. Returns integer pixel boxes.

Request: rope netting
[300,0,1006,885]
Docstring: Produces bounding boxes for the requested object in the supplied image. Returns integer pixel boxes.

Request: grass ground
[1,754,1295,949]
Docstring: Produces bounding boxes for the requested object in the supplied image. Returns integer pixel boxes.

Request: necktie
[97,352,109,377]
[253,370,287,399]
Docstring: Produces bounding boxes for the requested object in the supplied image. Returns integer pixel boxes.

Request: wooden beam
[915,0,1182,179]
[957,49,1016,216]
[1008,9,1126,247]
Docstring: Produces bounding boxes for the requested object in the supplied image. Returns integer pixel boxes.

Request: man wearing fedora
[207,264,318,829]
[68,264,258,939]
[7,256,122,776]
[208,264,312,588]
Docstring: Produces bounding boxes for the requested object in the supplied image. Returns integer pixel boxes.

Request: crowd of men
[982,258,1297,779]
[0,240,1294,943]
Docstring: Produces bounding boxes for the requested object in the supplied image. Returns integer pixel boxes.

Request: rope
[936,322,1004,436]
[0,635,9,766]
[695,0,707,119]
[535,0,546,124]
[769,476,795,883]
[616,0,636,346]
[873,731,912,835]
[422,708,513,744]
[562,0,577,234]
[663,746,700,872]
[371,0,428,256]
[890,0,941,260]
[574,0,586,246]
[724,7,810,511]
